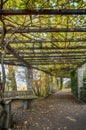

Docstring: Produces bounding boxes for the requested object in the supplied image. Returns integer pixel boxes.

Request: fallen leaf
[24,121,28,125]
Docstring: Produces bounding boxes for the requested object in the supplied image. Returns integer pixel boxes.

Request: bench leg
[4,101,13,129]
[23,100,32,110]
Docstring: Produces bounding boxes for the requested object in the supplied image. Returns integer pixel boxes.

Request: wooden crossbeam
[4,57,85,60]
[9,46,86,50]
[0,61,75,71]
[2,60,79,65]
[4,54,86,59]
[6,45,32,68]
[5,45,53,74]
[9,38,86,44]
[0,61,25,66]
[5,54,86,58]
[1,28,86,33]
[0,60,72,65]
[7,49,86,53]
[4,57,86,62]
[0,9,86,15]
[41,67,75,70]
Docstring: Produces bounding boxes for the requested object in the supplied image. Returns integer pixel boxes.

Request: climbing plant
[70,69,86,102]
[33,72,51,97]
[80,65,86,102]
[6,65,17,91]
[1,0,86,101]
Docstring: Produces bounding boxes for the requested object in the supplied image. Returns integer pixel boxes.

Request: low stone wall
[4,91,33,98]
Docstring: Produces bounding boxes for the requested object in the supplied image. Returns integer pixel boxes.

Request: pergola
[0,0,86,77]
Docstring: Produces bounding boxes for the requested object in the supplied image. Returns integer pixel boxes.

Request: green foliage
[6,75,12,91]
[2,0,86,77]
[83,67,86,81]
[80,66,86,102]
[70,68,86,102]
[33,73,50,97]
[5,0,86,9]
[2,0,86,102]
[6,66,17,91]
[80,87,86,102]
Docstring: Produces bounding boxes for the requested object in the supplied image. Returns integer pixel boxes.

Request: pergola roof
[0,0,86,76]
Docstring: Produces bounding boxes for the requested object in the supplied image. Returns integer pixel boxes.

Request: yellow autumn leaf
[24,121,28,125]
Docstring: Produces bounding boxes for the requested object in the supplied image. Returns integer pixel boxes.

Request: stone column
[52,76,58,91]
[54,77,58,90]
[49,75,53,93]
[25,68,33,94]
[77,66,83,99]
[57,77,60,90]
[60,77,63,90]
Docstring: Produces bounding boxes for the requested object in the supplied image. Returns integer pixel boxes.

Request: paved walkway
[13,88,86,130]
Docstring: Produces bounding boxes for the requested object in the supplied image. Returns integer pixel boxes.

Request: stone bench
[5,95,38,110]
[0,95,38,129]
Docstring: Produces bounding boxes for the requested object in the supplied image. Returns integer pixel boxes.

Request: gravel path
[12,89,86,130]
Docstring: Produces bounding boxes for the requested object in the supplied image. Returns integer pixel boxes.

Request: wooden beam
[6,44,32,68]
[9,38,86,44]
[1,61,25,67]
[49,67,75,70]
[3,57,81,63]
[9,46,86,50]
[5,54,86,59]
[5,50,86,54]
[5,45,54,74]
[1,28,86,33]
[1,60,79,67]
[2,60,79,65]
[4,53,86,59]
[0,9,86,15]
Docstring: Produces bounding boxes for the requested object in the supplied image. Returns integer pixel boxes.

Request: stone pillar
[60,77,63,90]
[77,66,83,99]
[56,77,60,91]
[57,77,60,90]
[52,76,58,91]
[49,76,53,93]
[25,68,33,94]
[54,77,58,90]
